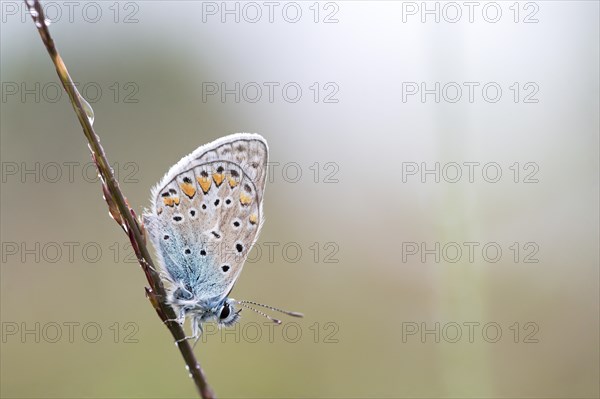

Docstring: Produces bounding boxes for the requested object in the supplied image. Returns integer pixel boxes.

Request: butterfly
[143,133,301,342]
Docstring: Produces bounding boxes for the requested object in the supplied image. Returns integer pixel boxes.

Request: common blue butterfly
[143,133,301,342]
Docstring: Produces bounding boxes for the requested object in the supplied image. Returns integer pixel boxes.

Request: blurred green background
[1,1,598,398]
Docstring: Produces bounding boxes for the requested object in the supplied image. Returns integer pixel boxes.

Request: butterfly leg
[158,271,173,283]
[192,318,203,349]
[175,335,196,344]
[174,316,195,343]
[164,318,184,325]
[164,307,186,325]
[174,319,203,345]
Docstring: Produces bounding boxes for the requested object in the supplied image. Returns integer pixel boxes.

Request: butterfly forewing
[145,134,268,303]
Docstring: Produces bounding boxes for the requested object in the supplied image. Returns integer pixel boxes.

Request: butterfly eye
[219,303,231,320]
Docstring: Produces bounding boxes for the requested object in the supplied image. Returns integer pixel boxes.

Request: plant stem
[24,1,215,397]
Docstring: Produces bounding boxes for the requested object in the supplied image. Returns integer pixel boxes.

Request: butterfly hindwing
[144,134,268,303]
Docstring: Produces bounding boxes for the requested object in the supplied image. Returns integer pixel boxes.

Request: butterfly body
[144,134,268,336]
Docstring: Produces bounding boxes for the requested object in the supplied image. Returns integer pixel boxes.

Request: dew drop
[78,93,95,125]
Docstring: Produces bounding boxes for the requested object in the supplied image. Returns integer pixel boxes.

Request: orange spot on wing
[179,182,196,199]
[249,214,258,225]
[228,177,238,188]
[197,176,212,194]
[163,197,174,207]
[173,197,180,205]
[213,173,224,187]
[240,193,252,206]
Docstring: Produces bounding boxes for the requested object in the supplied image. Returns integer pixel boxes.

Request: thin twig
[24,1,215,397]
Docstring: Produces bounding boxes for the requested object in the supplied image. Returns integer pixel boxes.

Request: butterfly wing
[144,133,268,303]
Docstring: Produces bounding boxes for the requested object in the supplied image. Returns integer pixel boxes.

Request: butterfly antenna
[237,302,282,324]
[238,300,304,318]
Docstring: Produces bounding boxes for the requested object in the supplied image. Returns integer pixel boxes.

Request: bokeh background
[1,1,598,398]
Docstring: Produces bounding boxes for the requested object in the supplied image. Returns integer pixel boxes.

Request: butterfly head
[214,298,241,327]
[170,286,241,327]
